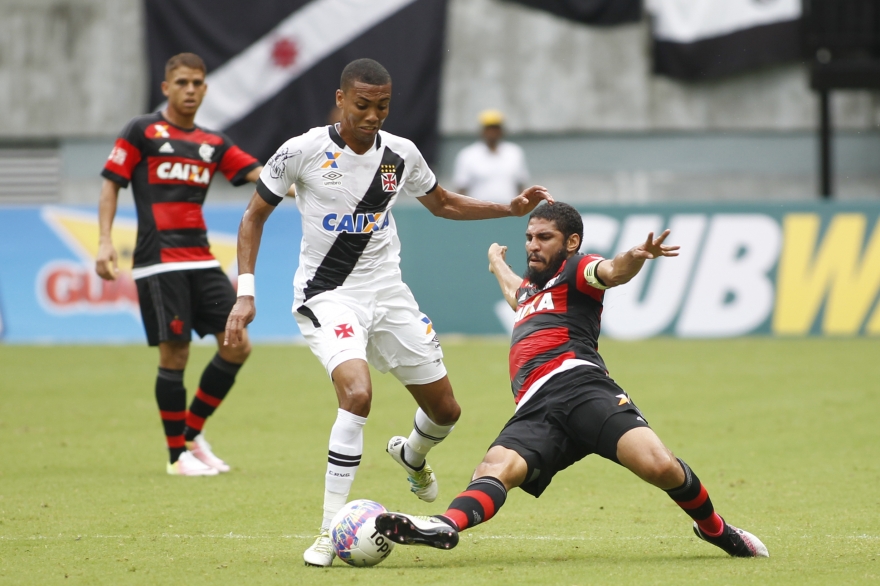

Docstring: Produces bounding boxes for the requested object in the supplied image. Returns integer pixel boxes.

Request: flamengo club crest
[380,164,397,193]
[199,143,215,162]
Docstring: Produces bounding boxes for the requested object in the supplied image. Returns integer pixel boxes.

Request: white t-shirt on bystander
[452,141,529,204]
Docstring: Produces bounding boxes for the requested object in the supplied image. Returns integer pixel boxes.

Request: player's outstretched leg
[304,408,367,567]
[667,459,768,557]
[617,426,768,558]
[377,476,507,549]
[183,353,244,472]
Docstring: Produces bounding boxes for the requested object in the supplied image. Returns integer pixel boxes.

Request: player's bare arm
[488,244,520,310]
[96,178,121,281]
[597,229,680,288]
[417,184,553,220]
[224,192,276,347]
[243,166,263,183]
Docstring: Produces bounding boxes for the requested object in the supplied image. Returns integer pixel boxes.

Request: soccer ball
[330,499,395,567]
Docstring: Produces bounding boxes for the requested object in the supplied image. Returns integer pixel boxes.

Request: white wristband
[237,273,255,298]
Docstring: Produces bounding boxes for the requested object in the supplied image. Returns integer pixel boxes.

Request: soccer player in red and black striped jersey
[95,53,262,476]
[376,202,769,558]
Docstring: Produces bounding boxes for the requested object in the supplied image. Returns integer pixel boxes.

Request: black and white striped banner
[502,0,641,25]
[145,0,447,162]
[648,0,803,80]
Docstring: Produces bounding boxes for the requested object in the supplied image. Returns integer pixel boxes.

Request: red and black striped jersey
[101,112,259,279]
[509,253,608,406]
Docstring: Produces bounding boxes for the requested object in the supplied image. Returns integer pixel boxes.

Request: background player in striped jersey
[223,58,552,567]
[375,202,769,559]
[96,53,263,477]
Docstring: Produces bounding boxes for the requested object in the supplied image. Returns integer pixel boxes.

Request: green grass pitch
[1,338,878,585]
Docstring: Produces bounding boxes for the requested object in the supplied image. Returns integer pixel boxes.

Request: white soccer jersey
[257,125,438,302]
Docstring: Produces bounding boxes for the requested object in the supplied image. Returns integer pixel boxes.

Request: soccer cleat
[386,436,438,502]
[166,450,219,476]
[693,520,769,558]
[188,434,231,472]
[303,531,335,567]
[375,512,459,550]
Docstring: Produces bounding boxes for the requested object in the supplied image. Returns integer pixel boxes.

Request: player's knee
[474,447,527,489]
[337,384,372,416]
[219,340,251,364]
[432,399,461,426]
[159,342,189,370]
[343,392,371,416]
[640,450,681,487]
[474,457,505,480]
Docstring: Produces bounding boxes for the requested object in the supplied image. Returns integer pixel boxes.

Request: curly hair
[528,202,583,244]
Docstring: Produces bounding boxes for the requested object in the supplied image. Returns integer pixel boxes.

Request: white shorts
[293,281,446,386]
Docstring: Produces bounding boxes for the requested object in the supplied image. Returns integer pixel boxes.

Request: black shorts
[491,366,650,498]
[135,267,235,347]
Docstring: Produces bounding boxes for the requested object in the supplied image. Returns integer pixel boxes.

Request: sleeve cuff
[101,169,129,188]
[229,162,260,187]
[256,178,284,206]
[425,179,439,195]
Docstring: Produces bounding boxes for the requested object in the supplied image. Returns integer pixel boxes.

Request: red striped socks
[184,354,242,441]
[155,367,186,463]
[665,458,724,537]
[438,476,507,531]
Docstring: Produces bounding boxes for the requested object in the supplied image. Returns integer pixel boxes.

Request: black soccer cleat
[693,520,769,557]
[375,512,459,550]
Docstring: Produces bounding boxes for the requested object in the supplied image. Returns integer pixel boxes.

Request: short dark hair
[165,53,206,78]
[529,202,583,245]
[340,58,392,91]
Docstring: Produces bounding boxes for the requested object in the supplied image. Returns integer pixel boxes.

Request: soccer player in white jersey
[224,58,553,567]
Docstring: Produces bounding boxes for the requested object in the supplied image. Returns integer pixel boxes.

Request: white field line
[1,533,878,542]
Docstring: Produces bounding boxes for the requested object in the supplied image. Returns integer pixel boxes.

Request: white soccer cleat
[386,436,438,502]
[166,450,219,476]
[188,434,231,472]
[303,531,335,567]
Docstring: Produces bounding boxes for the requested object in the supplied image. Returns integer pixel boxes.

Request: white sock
[321,408,367,530]
[404,408,455,468]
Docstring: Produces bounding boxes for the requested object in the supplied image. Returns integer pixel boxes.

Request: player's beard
[525,247,569,289]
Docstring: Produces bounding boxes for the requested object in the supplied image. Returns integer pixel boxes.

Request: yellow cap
[478,109,504,127]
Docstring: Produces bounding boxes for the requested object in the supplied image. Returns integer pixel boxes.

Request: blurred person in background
[95,52,263,477]
[452,109,530,204]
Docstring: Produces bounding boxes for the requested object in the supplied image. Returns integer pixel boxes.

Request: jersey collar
[328,124,382,153]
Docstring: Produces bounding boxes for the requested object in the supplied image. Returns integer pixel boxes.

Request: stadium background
[2,0,880,341]
[1,2,880,584]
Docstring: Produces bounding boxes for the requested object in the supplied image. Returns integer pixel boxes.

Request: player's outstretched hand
[224,296,255,347]
[509,185,553,217]
[633,230,680,260]
[95,242,118,281]
[488,243,508,274]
